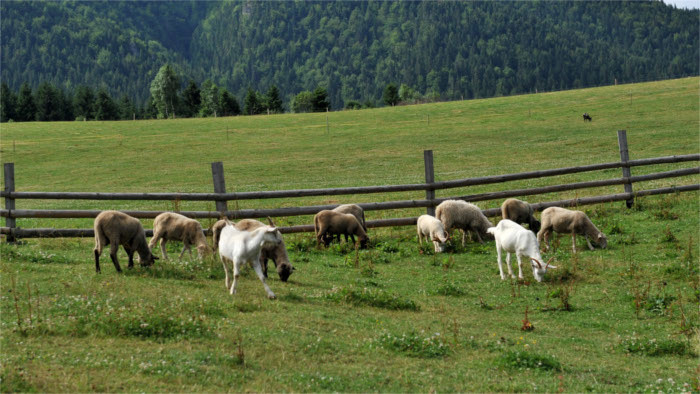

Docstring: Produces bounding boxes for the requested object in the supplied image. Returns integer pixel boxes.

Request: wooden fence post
[211,162,228,217]
[617,130,634,208]
[4,163,16,242]
[424,150,435,216]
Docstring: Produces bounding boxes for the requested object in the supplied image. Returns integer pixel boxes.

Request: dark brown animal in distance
[582,113,592,121]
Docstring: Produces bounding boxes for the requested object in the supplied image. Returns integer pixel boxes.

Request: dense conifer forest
[1,0,697,119]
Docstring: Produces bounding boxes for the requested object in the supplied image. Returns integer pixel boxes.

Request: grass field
[1,77,699,392]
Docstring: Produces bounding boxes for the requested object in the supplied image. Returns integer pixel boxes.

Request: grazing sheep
[333,204,367,231]
[314,210,369,249]
[501,198,541,233]
[582,113,592,122]
[148,212,211,260]
[487,219,556,282]
[233,218,294,282]
[218,219,283,299]
[416,214,450,253]
[435,200,494,245]
[93,210,158,273]
[537,207,608,253]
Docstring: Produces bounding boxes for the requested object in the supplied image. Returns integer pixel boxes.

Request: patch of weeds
[1,246,74,265]
[431,255,455,270]
[417,242,435,256]
[642,293,676,316]
[546,285,574,311]
[434,279,466,297]
[372,331,450,358]
[497,349,562,371]
[234,302,262,313]
[288,237,316,253]
[619,232,639,245]
[618,335,695,357]
[325,286,419,311]
[290,371,346,392]
[327,242,355,256]
[374,241,399,254]
[354,278,382,288]
[653,209,679,221]
[606,221,624,235]
[661,226,678,244]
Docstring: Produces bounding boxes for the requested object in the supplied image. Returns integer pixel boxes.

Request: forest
[0,0,697,117]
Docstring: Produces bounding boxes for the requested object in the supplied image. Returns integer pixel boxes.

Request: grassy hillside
[1,78,698,392]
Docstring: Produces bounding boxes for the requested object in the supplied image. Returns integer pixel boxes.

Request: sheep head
[277,263,294,282]
[597,233,608,249]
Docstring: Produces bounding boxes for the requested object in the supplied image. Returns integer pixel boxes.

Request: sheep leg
[260,254,269,278]
[584,235,595,251]
[179,242,190,259]
[109,243,122,273]
[94,248,102,273]
[124,245,135,269]
[159,239,170,260]
[417,229,423,245]
[252,260,276,299]
[474,231,485,244]
[461,229,467,247]
[349,234,356,244]
[571,233,577,254]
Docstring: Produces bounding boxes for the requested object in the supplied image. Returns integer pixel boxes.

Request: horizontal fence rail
[2,184,697,238]
[2,167,697,220]
[1,154,697,202]
[2,130,699,241]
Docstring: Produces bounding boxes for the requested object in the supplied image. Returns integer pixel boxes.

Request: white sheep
[487,219,556,282]
[218,219,283,299]
[501,198,541,233]
[93,210,158,273]
[314,210,369,248]
[537,207,608,253]
[435,200,493,245]
[416,214,449,253]
[148,212,211,260]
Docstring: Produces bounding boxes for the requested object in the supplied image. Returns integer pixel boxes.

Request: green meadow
[1,78,698,392]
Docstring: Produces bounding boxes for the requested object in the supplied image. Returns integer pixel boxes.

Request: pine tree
[94,87,118,120]
[73,85,95,120]
[265,85,284,114]
[182,79,201,118]
[244,87,262,115]
[35,81,61,121]
[1,82,17,122]
[199,79,219,117]
[311,86,330,112]
[117,94,135,120]
[219,89,240,116]
[16,82,37,122]
[383,83,399,106]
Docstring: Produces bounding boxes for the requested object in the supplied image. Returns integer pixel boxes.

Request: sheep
[313,210,369,249]
[148,212,211,260]
[501,198,541,233]
[416,214,450,253]
[218,219,283,299]
[435,200,494,246]
[333,203,367,233]
[233,218,294,282]
[487,219,556,282]
[93,210,158,273]
[537,206,608,253]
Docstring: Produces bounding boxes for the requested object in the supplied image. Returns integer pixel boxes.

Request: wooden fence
[2,130,698,241]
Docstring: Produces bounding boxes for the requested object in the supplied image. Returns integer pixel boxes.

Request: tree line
[1,1,697,112]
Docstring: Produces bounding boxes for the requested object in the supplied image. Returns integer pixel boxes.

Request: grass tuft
[325,286,419,311]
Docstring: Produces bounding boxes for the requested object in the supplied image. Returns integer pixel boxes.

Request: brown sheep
[501,198,541,233]
[314,210,369,249]
[93,210,158,273]
[537,207,608,253]
[148,212,211,260]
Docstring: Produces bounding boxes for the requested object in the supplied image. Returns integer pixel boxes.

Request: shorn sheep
[233,218,294,282]
[218,219,283,299]
[487,219,556,282]
[537,206,607,253]
[93,210,158,273]
[314,210,369,248]
[148,212,211,260]
[501,198,541,233]
[416,214,449,253]
[329,204,367,243]
[435,200,493,245]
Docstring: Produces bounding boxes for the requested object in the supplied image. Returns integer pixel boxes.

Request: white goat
[487,219,556,282]
[416,214,449,253]
[218,219,283,299]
